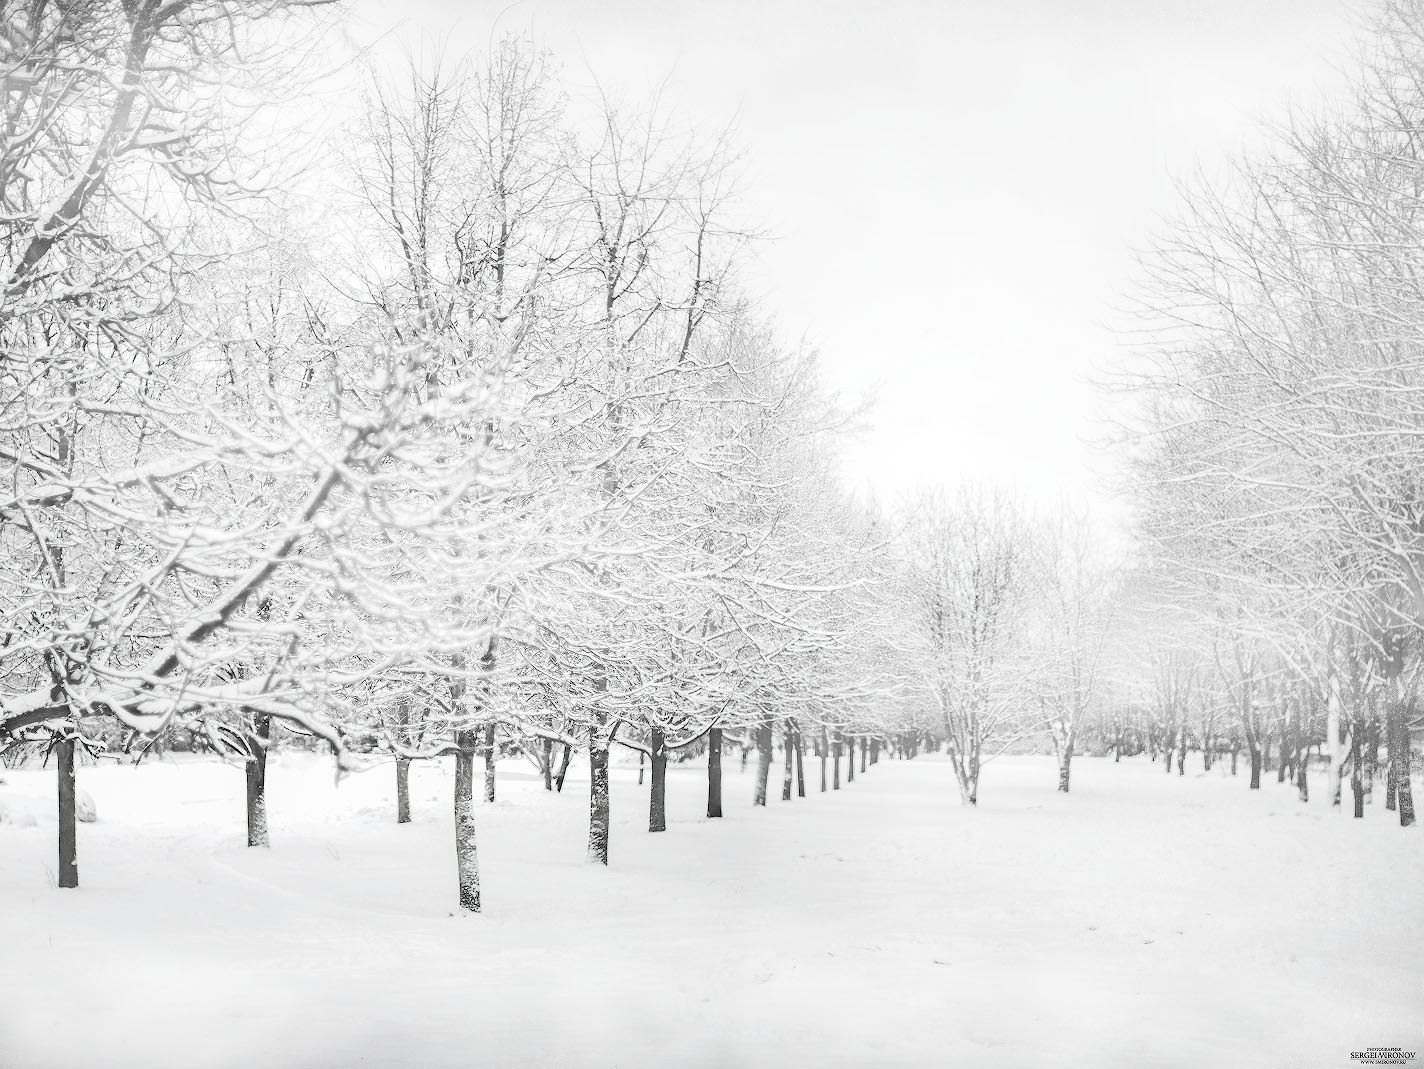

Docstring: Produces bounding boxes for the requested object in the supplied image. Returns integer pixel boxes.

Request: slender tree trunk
[860,737,868,773]
[707,726,723,818]
[781,722,794,801]
[393,700,413,819]
[638,751,645,786]
[554,743,572,793]
[1364,715,1378,805]
[832,731,842,790]
[753,721,774,806]
[542,737,553,791]
[1248,745,1262,790]
[1386,708,1399,812]
[395,757,411,824]
[1398,753,1415,828]
[740,745,750,772]
[57,734,77,889]
[588,731,611,864]
[795,731,806,798]
[1350,725,1364,820]
[454,733,480,911]
[649,727,667,833]
[245,714,271,848]
[483,723,496,803]
[870,738,880,765]
[847,734,856,783]
[1057,739,1074,793]
[1177,731,1187,778]
[49,461,78,889]
[1394,702,1415,828]
[1297,750,1309,803]
[1327,672,1345,808]
[819,727,828,792]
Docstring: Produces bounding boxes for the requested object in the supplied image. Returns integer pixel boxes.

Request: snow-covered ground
[1,751,1420,1068]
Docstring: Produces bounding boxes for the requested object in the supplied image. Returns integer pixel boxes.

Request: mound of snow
[0,786,95,824]
[0,792,42,828]
[0,786,95,823]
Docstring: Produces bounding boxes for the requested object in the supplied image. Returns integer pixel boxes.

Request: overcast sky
[342,0,1369,516]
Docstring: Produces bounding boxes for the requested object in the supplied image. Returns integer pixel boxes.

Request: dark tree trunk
[1248,744,1262,790]
[870,738,880,765]
[707,726,723,818]
[1350,724,1365,819]
[57,734,77,889]
[860,737,868,773]
[1177,732,1187,777]
[1364,715,1379,806]
[833,731,842,790]
[1231,746,1239,776]
[587,733,611,863]
[781,722,794,801]
[542,737,553,791]
[795,731,806,798]
[245,714,271,848]
[740,745,750,772]
[649,728,667,833]
[1385,703,1399,811]
[395,757,411,824]
[847,734,856,784]
[1398,751,1416,827]
[1297,751,1309,803]
[454,733,480,911]
[554,743,572,793]
[753,721,774,806]
[819,727,828,792]
[483,723,496,803]
[638,750,645,786]
[1394,703,1415,828]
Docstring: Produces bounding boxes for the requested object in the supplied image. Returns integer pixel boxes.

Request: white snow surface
[1,753,1420,1068]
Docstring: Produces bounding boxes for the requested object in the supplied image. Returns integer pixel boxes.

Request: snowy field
[2,752,1421,1068]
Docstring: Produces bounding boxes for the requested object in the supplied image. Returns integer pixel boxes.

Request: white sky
[341,0,1368,516]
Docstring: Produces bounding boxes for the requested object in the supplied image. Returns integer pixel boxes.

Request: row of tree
[1110,0,1424,827]
[10,0,1417,921]
[0,1,928,909]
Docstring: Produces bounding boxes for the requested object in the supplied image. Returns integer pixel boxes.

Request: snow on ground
[1,751,1421,1068]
